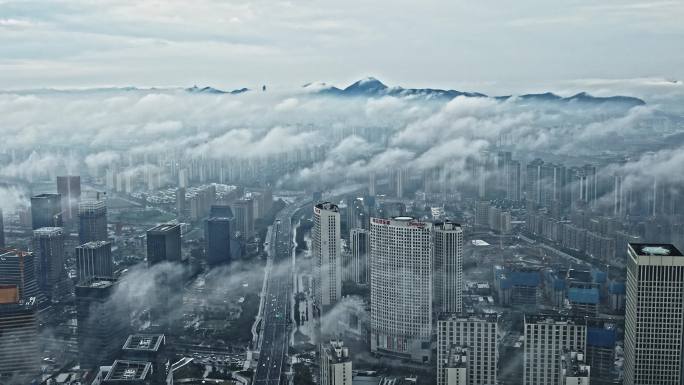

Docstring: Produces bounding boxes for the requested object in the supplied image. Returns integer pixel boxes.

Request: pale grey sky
[1,0,683,93]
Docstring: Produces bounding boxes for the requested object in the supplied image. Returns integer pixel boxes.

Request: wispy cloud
[0,0,681,89]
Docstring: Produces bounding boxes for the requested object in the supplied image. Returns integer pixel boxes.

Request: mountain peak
[344,77,388,94]
[186,85,227,94]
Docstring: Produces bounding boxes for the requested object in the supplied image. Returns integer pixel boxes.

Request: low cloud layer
[0,85,682,202]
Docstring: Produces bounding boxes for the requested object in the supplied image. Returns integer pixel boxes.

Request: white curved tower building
[434,221,464,314]
[370,216,433,363]
[313,202,342,313]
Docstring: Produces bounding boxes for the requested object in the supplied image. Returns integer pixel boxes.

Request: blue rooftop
[592,269,607,283]
[587,326,617,348]
[567,287,599,304]
[608,281,626,295]
[500,271,540,289]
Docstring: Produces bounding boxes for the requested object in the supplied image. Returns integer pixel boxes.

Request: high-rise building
[146,224,183,328]
[393,168,408,198]
[121,334,171,385]
[76,278,128,370]
[437,313,498,385]
[474,200,490,227]
[585,319,616,383]
[507,160,522,201]
[345,196,364,234]
[569,164,598,208]
[313,202,342,312]
[33,227,67,301]
[433,221,463,314]
[0,286,39,383]
[76,241,113,283]
[103,360,153,385]
[0,208,5,249]
[231,199,254,237]
[560,351,590,385]
[368,172,376,196]
[348,228,369,284]
[146,224,182,266]
[476,151,494,199]
[443,346,468,385]
[30,193,63,229]
[624,243,684,385]
[496,151,513,199]
[206,216,233,266]
[210,204,233,218]
[525,159,544,205]
[0,250,41,301]
[540,162,567,209]
[370,216,432,363]
[320,340,352,385]
[78,200,107,244]
[176,187,186,216]
[523,314,587,385]
[57,175,81,221]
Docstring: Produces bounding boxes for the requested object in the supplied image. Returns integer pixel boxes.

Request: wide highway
[253,200,305,385]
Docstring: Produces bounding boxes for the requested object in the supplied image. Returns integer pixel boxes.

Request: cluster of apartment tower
[313,199,684,385]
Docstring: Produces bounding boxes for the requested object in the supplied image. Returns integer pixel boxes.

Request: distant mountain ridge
[3,78,647,107]
[310,77,645,107]
[314,77,486,98]
[185,85,249,94]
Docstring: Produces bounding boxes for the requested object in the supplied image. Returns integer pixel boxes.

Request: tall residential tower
[433,221,463,314]
[370,216,433,363]
[624,243,684,385]
[313,202,342,312]
[78,200,107,244]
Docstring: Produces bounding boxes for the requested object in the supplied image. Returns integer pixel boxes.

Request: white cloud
[0,1,682,91]
[0,85,677,195]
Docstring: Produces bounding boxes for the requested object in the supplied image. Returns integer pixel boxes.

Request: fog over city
[2,77,683,208]
[2,1,684,385]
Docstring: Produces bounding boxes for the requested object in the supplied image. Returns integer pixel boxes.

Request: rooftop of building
[208,216,233,222]
[393,216,414,221]
[32,193,60,198]
[33,227,63,235]
[566,269,593,283]
[147,223,180,233]
[496,265,541,288]
[629,243,682,257]
[433,221,462,230]
[352,374,418,385]
[438,312,499,323]
[446,346,468,368]
[77,241,111,249]
[586,323,617,348]
[561,351,590,377]
[104,360,152,382]
[315,201,339,212]
[78,199,106,209]
[76,277,116,289]
[122,334,164,352]
[525,313,586,325]
[324,340,351,363]
[608,280,626,294]
[0,285,19,304]
[0,294,36,312]
[370,216,431,229]
[567,287,600,305]
[0,249,32,259]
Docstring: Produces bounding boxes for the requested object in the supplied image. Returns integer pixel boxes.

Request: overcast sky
[1,0,683,94]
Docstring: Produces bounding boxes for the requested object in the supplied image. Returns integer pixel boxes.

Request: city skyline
[1,1,684,384]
